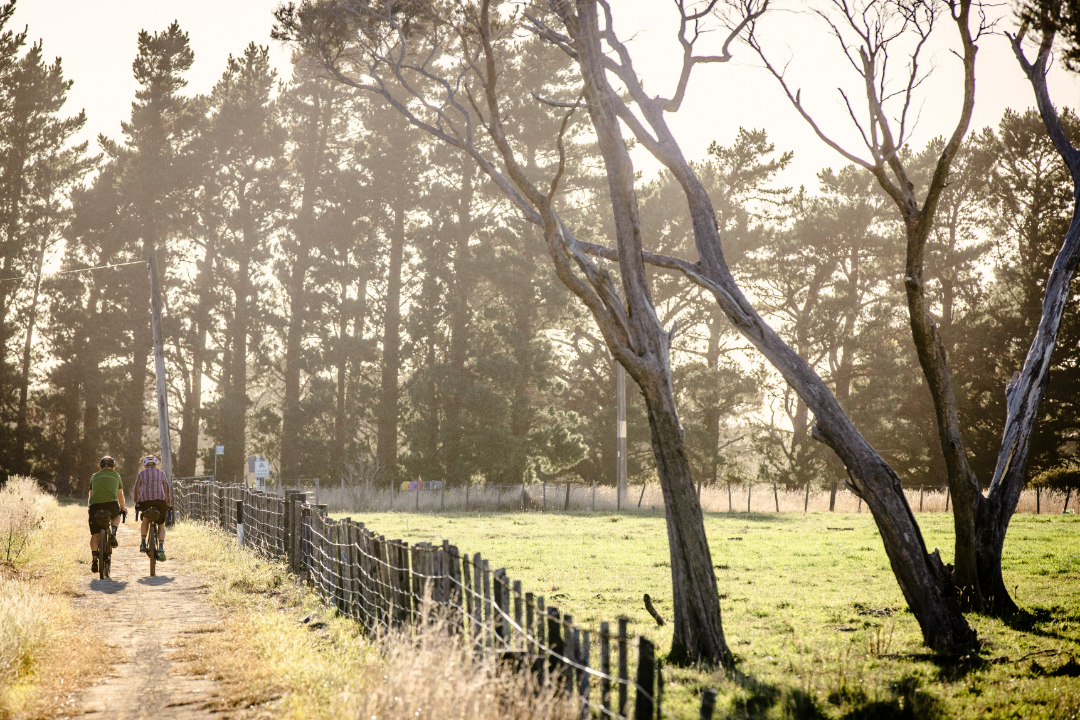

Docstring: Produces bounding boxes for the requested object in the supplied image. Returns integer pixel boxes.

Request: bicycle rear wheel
[98,528,108,580]
[148,523,156,577]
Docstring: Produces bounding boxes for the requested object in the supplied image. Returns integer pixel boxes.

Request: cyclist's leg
[140,513,150,551]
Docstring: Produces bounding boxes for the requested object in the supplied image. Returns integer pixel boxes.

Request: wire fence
[204,476,1074,517]
[173,479,715,720]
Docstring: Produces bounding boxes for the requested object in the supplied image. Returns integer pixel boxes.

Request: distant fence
[228,477,1073,516]
[174,479,719,720]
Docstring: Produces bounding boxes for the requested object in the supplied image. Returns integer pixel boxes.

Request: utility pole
[148,248,174,482]
[616,360,627,511]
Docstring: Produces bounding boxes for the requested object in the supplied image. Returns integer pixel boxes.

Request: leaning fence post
[1065,487,1073,514]
[804,482,810,513]
[773,481,779,512]
[617,617,629,717]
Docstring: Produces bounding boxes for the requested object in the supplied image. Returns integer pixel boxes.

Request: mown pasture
[332,509,1080,718]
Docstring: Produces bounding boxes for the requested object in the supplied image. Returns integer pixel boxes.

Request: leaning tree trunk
[967,25,1080,616]
[640,371,731,664]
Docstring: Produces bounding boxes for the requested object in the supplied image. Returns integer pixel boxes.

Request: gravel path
[68,520,225,719]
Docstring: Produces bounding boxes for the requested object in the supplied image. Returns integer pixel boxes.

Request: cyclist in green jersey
[88,456,127,574]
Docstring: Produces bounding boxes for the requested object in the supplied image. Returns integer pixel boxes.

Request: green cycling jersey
[88,469,123,505]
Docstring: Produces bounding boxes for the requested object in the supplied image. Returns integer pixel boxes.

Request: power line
[0,259,145,284]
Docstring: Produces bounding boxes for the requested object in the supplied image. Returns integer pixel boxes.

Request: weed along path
[69,520,224,719]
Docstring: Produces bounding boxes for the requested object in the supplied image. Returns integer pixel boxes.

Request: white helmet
[143,455,158,467]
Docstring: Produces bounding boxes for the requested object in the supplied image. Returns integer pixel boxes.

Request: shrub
[1031,465,1080,492]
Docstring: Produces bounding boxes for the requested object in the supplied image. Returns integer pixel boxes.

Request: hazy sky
[10,0,1080,190]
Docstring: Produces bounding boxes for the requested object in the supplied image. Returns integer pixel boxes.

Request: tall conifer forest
[1,3,1078,503]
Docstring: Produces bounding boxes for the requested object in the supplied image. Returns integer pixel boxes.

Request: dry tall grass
[171,519,580,720]
[0,476,72,718]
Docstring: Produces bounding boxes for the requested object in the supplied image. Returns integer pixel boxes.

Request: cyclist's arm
[132,475,141,504]
[117,488,126,513]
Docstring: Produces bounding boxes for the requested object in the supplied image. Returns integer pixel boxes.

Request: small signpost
[214,444,224,481]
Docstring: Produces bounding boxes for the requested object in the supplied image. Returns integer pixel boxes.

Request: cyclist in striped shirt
[133,455,171,561]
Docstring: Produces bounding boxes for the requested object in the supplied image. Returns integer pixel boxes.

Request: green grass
[331,508,1080,718]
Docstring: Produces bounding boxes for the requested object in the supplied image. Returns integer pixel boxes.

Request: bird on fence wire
[643,593,665,627]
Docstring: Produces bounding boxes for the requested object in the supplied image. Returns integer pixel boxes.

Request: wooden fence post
[482,559,492,647]
[600,621,611,715]
[592,479,596,511]
[699,688,718,720]
[728,480,732,513]
[773,481,779,512]
[617,617,628,717]
[564,482,571,511]
[747,483,752,513]
[635,637,655,720]
[920,484,924,512]
[579,630,591,719]
[493,568,508,646]
[655,657,664,720]
[1037,486,1040,514]
[513,580,523,647]
[804,483,810,513]
[462,553,475,642]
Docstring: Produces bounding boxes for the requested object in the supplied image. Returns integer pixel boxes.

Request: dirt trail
[68,520,224,719]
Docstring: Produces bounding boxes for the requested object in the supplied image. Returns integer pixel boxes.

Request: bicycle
[92,508,125,579]
[143,506,164,577]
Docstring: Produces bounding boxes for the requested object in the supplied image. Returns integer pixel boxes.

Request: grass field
[330,508,1080,718]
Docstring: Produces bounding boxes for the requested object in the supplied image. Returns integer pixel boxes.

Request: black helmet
[99,456,115,468]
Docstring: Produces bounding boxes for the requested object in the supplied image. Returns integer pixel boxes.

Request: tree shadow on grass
[702,511,799,524]
[710,661,946,719]
[999,604,1080,642]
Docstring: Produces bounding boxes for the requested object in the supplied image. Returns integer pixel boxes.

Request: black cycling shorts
[88,501,121,534]
[138,499,168,523]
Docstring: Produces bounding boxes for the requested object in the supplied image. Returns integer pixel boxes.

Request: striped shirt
[134,466,170,503]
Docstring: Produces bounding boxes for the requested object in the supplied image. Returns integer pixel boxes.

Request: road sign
[254,460,270,477]
[216,445,225,455]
